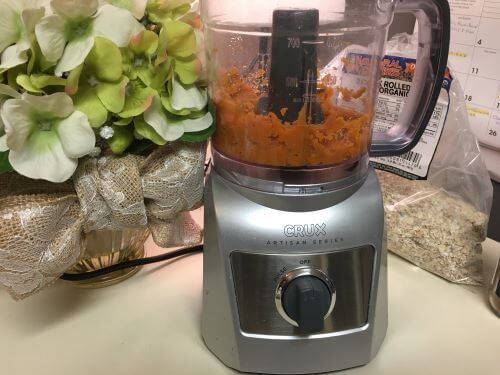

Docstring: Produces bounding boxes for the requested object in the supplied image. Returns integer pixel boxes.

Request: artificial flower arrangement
[0,0,212,299]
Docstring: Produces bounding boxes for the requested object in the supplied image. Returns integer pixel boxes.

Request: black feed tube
[261,9,324,124]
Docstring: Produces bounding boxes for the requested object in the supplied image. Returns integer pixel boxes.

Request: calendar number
[477,39,482,46]
[465,95,473,102]
[471,67,479,75]
[489,130,498,137]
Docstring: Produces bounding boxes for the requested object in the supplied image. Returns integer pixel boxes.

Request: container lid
[202,0,346,24]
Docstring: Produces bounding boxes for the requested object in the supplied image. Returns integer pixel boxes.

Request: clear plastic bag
[372,33,493,285]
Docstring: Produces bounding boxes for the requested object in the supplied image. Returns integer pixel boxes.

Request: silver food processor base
[202,168,388,374]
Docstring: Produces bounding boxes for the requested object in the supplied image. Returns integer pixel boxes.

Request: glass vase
[65,228,149,288]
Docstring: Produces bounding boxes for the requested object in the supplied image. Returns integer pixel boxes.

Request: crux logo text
[284,224,327,238]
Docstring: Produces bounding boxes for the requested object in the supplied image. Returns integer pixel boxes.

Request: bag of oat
[371,33,493,285]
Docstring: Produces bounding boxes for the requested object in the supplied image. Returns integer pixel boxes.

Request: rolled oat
[378,170,488,285]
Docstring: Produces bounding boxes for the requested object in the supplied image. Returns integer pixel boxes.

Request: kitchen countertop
[1,239,499,375]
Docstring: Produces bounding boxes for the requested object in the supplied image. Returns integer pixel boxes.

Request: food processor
[201,0,450,373]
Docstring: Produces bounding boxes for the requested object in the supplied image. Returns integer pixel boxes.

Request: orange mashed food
[213,68,373,167]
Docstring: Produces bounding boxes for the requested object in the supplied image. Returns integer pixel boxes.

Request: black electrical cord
[60,244,204,282]
[61,159,212,282]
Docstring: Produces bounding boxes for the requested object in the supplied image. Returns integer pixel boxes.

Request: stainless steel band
[212,150,370,193]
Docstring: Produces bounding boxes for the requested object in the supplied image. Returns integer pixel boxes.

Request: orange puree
[213,67,373,168]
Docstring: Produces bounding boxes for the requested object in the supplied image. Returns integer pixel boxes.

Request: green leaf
[134,117,166,146]
[127,139,155,155]
[109,125,134,154]
[95,76,129,113]
[120,80,157,118]
[180,122,215,142]
[0,151,13,173]
[175,57,201,85]
[160,21,196,58]
[86,37,123,82]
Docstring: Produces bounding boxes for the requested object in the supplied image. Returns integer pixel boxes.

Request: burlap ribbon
[0,142,206,300]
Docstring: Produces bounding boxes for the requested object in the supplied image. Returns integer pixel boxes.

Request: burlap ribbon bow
[0,142,206,300]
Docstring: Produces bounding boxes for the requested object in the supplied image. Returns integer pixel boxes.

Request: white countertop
[1,239,499,375]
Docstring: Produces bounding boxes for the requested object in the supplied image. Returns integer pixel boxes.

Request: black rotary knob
[281,275,333,334]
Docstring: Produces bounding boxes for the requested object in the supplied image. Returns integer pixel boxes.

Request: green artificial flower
[122,29,178,93]
[119,79,157,118]
[0,0,48,71]
[35,0,144,76]
[158,20,196,59]
[134,116,166,146]
[156,19,201,85]
[16,73,66,93]
[106,0,147,20]
[0,92,95,182]
[174,54,203,85]
[122,30,159,86]
[66,37,129,127]
[146,0,193,24]
[175,0,200,24]
[161,74,207,116]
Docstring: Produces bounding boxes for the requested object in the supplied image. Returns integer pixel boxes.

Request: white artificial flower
[170,75,207,112]
[143,95,212,142]
[0,84,21,151]
[1,93,96,182]
[35,0,144,76]
[0,0,50,70]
